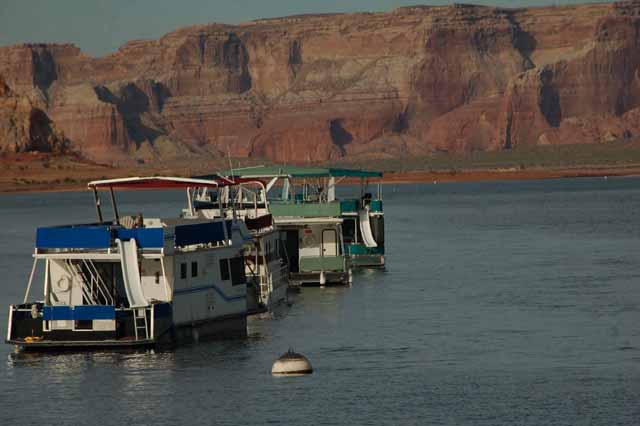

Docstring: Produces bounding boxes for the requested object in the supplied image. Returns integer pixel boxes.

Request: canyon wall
[1,1,639,164]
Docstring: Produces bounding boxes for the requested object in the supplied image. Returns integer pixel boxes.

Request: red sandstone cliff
[1,1,640,165]
[0,75,67,154]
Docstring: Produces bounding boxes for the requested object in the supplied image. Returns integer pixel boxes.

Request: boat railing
[257,262,288,304]
[271,263,289,289]
[63,259,114,306]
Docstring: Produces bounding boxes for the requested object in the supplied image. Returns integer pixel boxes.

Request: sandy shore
[1,154,639,194]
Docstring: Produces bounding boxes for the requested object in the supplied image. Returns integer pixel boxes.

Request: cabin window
[219,259,230,281]
[230,257,246,286]
[155,271,160,284]
[191,261,198,277]
[180,263,187,279]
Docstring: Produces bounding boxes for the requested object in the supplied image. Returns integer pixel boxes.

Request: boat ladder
[133,308,149,341]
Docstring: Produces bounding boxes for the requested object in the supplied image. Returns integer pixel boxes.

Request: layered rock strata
[1,1,639,164]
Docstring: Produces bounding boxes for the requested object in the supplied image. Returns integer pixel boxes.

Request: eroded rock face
[0,75,67,154]
[1,2,640,164]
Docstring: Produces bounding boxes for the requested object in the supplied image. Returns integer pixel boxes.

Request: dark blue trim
[43,305,116,321]
[73,305,115,320]
[43,306,73,321]
[36,226,111,249]
[174,220,232,247]
[116,228,163,248]
[173,283,246,301]
[36,225,164,249]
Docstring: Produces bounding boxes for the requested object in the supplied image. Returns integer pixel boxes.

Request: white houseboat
[187,179,289,312]
[6,177,253,350]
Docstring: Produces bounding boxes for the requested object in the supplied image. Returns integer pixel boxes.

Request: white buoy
[271,349,313,376]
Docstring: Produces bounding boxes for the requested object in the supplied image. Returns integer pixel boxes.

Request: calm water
[0,178,639,425]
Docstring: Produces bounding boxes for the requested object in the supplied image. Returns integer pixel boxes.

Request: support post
[160,257,171,302]
[186,188,195,217]
[23,257,39,304]
[110,187,120,225]
[93,187,103,223]
[44,259,50,304]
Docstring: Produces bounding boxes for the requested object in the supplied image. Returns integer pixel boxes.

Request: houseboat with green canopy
[218,165,385,276]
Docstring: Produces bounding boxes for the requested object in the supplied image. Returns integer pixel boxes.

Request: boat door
[321,229,338,257]
[285,230,299,272]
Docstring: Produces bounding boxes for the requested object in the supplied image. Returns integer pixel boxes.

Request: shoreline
[379,166,640,184]
[2,165,640,195]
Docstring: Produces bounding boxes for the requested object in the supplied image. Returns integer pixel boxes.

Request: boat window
[180,263,187,279]
[155,271,160,284]
[75,320,93,330]
[219,259,230,281]
[230,257,246,286]
[191,261,198,277]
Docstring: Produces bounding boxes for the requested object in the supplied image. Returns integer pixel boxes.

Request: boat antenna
[227,143,235,183]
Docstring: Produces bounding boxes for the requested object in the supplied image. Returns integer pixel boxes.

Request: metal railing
[64,260,114,306]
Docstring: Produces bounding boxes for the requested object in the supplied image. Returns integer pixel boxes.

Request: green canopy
[218,165,382,179]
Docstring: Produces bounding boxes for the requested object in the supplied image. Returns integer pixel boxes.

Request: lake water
[0,178,639,425]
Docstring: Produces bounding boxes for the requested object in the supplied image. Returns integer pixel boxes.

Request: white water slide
[116,238,148,308]
[358,207,378,248]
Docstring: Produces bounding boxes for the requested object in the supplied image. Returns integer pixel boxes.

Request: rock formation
[1,1,640,164]
[0,75,67,154]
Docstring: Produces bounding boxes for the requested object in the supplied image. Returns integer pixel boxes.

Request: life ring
[56,276,72,292]
[302,233,316,247]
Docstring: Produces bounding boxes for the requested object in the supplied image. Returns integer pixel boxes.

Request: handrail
[81,259,114,305]
[63,260,97,305]
[63,259,114,306]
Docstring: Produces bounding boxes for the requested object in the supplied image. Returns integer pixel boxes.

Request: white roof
[87,176,232,189]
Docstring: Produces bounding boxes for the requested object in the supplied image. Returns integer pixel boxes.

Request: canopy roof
[221,165,383,179]
[87,176,234,190]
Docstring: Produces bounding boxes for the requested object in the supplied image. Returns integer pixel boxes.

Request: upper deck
[35,218,239,255]
[215,165,384,219]
[268,199,383,218]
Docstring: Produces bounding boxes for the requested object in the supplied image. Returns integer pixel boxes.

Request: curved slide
[116,238,148,308]
[358,207,378,248]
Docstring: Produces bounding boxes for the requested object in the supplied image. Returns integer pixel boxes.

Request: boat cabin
[186,180,289,312]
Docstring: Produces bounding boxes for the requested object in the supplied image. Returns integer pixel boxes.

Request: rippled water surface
[1,178,639,425]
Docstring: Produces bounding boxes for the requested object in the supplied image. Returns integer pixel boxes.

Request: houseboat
[225,166,385,269]
[222,166,384,283]
[6,176,253,350]
[186,179,289,312]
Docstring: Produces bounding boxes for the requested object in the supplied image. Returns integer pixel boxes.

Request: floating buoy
[271,349,313,376]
